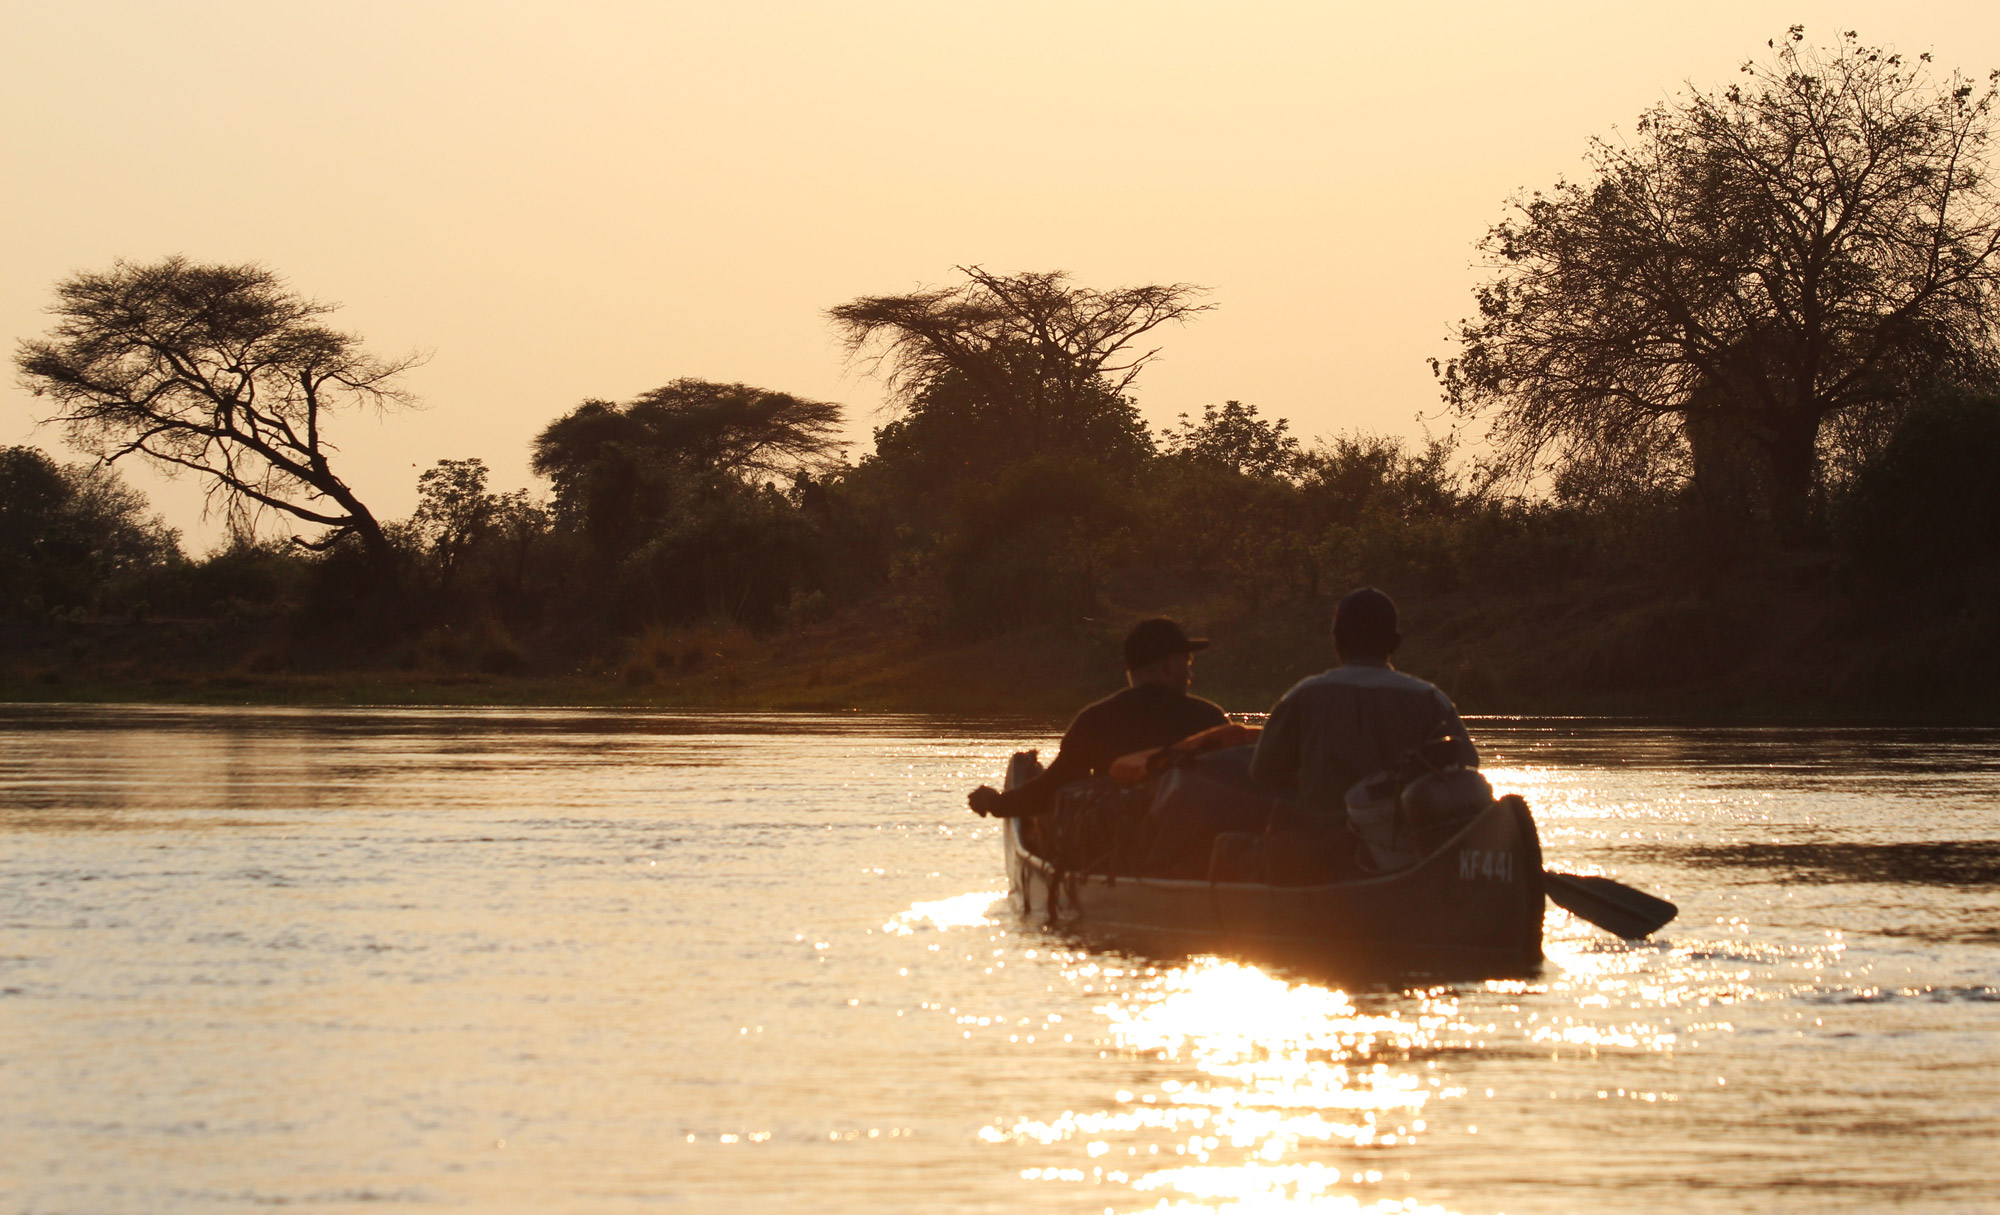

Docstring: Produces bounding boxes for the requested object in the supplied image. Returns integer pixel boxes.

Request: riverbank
[3,555,1993,721]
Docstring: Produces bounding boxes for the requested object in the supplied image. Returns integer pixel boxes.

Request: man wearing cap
[968,617,1229,818]
[1251,587,1477,822]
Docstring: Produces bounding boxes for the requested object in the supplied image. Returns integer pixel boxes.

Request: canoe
[1000,751,1546,975]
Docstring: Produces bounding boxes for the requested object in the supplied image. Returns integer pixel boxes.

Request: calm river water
[2,705,1997,1214]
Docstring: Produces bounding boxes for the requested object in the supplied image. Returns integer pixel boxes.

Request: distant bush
[612,482,824,628]
[1837,391,2000,591]
[937,456,1132,633]
[0,446,183,617]
[189,537,308,606]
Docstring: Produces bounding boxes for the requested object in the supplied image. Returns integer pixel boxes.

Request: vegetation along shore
[7,32,1999,722]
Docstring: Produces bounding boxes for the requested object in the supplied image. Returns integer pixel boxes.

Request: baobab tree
[1439,30,2000,540]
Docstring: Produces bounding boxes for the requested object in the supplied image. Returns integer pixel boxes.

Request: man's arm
[968,716,1096,818]
[979,745,1091,817]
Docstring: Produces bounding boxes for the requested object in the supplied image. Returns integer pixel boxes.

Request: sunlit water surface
[2,706,1996,1213]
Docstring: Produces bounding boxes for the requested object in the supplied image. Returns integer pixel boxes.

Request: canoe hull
[1003,794,1546,975]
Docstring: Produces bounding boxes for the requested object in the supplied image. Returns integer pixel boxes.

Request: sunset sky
[6,1,1998,547]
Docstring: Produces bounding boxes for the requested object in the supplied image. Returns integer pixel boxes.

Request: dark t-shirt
[988,683,1229,818]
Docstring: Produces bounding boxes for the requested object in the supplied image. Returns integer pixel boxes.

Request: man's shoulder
[1069,684,1148,729]
[1076,684,1140,714]
[1181,692,1230,725]
[1279,664,1451,703]
[1168,687,1232,715]
[1077,685,1225,724]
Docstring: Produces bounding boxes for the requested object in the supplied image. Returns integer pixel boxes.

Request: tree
[937,455,1130,630]
[1838,387,2000,587]
[15,257,418,575]
[409,457,548,597]
[530,379,845,558]
[0,446,181,615]
[828,267,1211,464]
[864,360,1155,516]
[411,458,498,580]
[1160,400,1302,478]
[1439,30,2000,541]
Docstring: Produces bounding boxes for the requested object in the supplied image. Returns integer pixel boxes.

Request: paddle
[1542,870,1678,940]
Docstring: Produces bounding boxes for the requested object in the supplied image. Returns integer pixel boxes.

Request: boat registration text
[1458,849,1516,882]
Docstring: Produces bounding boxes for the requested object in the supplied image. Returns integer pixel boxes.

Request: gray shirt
[1249,660,1477,816]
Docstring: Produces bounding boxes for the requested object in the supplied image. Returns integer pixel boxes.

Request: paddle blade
[1543,870,1678,939]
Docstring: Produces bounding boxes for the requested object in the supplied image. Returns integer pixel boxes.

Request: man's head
[1332,587,1400,663]
[1123,617,1208,693]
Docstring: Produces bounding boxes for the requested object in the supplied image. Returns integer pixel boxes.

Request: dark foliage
[1838,389,2000,588]
[525,379,846,630]
[1441,30,2000,543]
[0,446,182,616]
[406,457,548,602]
[613,482,824,627]
[1160,401,1301,479]
[824,269,1203,633]
[11,243,1994,714]
[869,359,1155,504]
[531,379,842,561]
[936,457,1132,631]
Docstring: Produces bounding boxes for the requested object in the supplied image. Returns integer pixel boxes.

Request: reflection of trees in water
[1479,725,2000,779]
[1641,840,2000,887]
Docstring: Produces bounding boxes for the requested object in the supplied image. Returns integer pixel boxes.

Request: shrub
[1837,391,2000,591]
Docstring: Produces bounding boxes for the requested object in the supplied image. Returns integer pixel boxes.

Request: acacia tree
[828,267,1211,462]
[1439,30,2000,540]
[15,256,418,576]
[865,359,1156,518]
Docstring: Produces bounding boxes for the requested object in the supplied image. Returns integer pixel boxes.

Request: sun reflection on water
[939,749,1878,1213]
[883,889,1006,934]
[982,957,1486,1212]
[969,923,1828,1214]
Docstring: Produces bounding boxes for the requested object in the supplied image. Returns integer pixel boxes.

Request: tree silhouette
[530,379,843,566]
[0,446,180,614]
[865,359,1155,516]
[534,380,843,491]
[829,267,1210,462]
[1440,30,2000,541]
[15,257,417,576]
[1161,401,1303,479]
[409,458,548,594]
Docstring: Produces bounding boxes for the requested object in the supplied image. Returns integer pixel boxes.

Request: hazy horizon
[7,0,1997,549]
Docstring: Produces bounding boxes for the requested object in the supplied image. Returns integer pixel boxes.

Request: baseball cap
[1123,617,1210,669]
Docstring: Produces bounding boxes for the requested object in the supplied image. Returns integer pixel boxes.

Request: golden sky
[5,1,1997,545]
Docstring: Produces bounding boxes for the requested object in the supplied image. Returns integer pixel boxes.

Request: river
[1,705,1996,1213]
